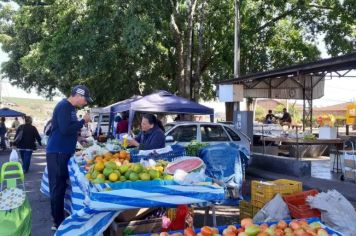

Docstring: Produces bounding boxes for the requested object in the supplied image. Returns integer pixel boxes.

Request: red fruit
[290,221,301,230]
[201,226,214,236]
[294,229,306,236]
[274,228,284,236]
[184,227,196,236]
[277,220,287,230]
[227,225,238,234]
[222,228,234,236]
[259,223,268,231]
[241,218,253,229]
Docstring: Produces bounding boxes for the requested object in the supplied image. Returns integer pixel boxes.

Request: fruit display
[316,114,335,127]
[85,151,173,183]
[165,157,204,175]
[151,219,335,236]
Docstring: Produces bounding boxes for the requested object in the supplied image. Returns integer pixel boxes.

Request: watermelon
[165,157,204,174]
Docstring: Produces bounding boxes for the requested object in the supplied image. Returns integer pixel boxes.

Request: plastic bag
[307,189,356,235]
[199,143,245,199]
[253,194,290,222]
[9,149,19,162]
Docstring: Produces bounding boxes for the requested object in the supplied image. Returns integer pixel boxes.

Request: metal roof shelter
[219,52,356,130]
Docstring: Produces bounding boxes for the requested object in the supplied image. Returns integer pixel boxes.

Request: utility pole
[234,0,240,78]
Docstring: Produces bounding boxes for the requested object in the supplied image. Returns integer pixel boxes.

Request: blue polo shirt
[46,99,84,154]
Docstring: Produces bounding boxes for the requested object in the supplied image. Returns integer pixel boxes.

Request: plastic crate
[283,189,321,219]
[239,200,253,219]
[251,179,302,208]
[239,201,262,219]
[252,205,262,216]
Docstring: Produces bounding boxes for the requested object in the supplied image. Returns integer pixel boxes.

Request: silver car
[164,121,251,152]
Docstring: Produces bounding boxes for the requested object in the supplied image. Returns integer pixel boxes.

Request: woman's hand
[127,139,139,147]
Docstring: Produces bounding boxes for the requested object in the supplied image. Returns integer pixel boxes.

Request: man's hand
[83,113,91,123]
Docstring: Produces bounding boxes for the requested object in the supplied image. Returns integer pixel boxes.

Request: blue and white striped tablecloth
[41,158,225,236]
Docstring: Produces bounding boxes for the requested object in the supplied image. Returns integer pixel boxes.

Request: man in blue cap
[46,85,93,231]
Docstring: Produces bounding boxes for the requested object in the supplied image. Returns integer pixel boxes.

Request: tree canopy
[0,0,355,105]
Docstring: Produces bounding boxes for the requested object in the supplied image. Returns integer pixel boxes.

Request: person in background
[279,108,292,125]
[116,112,128,134]
[264,110,275,124]
[14,116,41,173]
[46,85,92,231]
[174,115,181,121]
[12,117,21,129]
[0,117,7,150]
[127,113,165,150]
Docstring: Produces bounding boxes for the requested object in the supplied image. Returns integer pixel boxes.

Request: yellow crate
[239,201,262,220]
[240,211,253,220]
[252,205,262,216]
[239,200,253,219]
[251,179,302,208]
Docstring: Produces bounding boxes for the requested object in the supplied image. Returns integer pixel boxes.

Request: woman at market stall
[127,113,165,150]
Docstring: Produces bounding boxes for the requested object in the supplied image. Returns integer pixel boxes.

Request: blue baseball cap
[71,85,93,103]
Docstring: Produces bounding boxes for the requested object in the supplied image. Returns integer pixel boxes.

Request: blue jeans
[19,150,33,173]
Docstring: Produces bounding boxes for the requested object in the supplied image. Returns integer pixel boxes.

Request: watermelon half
[165,157,204,174]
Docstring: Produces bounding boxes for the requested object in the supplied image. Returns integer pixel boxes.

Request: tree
[0,0,354,105]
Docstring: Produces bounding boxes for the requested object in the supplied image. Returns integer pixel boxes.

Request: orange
[95,156,103,162]
[119,151,127,159]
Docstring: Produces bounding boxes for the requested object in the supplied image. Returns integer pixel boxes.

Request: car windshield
[164,124,175,132]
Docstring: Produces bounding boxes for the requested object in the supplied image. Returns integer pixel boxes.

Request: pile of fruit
[85,151,173,183]
[152,218,332,236]
[316,114,335,127]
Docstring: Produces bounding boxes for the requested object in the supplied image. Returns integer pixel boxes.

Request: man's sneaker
[51,225,58,231]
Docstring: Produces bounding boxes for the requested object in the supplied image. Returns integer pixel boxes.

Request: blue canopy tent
[107,90,214,134]
[96,96,143,136]
[0,108,25,117]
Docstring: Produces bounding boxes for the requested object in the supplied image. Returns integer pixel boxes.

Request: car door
[165,125,198,146]
[200,124,231,145]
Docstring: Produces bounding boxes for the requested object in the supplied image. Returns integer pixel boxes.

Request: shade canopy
[110,90,214,115]
[0,108,25,117]
[104,91,214,135]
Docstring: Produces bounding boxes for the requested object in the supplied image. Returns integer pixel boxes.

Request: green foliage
[0,0,354,105]
[186,141,209,156]
[255,105,266,120]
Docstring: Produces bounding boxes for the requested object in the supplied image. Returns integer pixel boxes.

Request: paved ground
[1,149,355,235]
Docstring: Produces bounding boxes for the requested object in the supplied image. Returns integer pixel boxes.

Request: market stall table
[42,157,225,236]
[262,137,344,160]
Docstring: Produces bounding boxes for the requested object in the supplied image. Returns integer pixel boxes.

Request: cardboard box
[110,218,162,236]
[318,127,337,139]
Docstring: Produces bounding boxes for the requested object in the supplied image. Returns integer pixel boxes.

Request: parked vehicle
[164,122,250,152]
[90,114,110,135]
